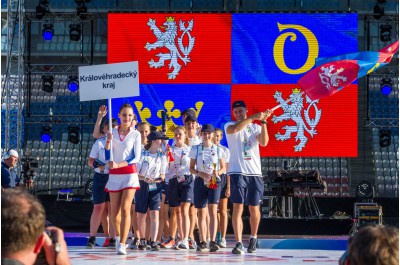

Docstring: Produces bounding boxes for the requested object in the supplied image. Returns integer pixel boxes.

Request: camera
[21,156,38,188]
[34,230,58,265]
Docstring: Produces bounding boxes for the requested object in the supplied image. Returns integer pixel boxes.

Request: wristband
[93,161,101,169]
[93,160,105,169]
[261,121,267,124]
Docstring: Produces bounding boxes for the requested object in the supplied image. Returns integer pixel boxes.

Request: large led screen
[108,13,358,157]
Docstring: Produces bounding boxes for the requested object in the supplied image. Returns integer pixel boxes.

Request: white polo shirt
[137,150,168,180]
[189,144,224,175]
[224,122,262,176]
[218,144,230,174]
[89,137,110,174]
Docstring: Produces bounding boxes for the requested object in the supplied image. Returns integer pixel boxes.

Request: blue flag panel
[232,13,358,84]
[111,84,232,145]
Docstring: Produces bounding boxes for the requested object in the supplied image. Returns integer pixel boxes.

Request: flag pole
[108,98,113,161]
[270,92,305,111]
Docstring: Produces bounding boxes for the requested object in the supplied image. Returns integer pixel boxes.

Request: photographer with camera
[2,149,19,189]
[1,189,71,265]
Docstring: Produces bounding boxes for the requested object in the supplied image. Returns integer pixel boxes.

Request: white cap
[8,149,18,158]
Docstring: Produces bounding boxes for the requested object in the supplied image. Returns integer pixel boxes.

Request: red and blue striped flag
[298,40,398,100]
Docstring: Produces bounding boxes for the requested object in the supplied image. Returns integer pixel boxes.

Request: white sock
[250,235,257,239]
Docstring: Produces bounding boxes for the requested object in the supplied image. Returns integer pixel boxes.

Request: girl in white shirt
[104,103,141,255]
[189,124,225,252]
[213,128,231,248]
[129,121,151,249]
[163,126,193,249]
[135,131,168,251]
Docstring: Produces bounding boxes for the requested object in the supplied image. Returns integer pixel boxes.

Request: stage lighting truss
[69,23,81,41]
[41,75,54,93]
[380,77,392,95]
[42,23,54,41]
[68,75,79,92]
[380,24,392,42]
[68,126,80,144]
[41,125,52,143]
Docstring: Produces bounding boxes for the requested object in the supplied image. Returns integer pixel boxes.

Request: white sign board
[79,61,139,101]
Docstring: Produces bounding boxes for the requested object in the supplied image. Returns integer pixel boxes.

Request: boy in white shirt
[224,100,273,254]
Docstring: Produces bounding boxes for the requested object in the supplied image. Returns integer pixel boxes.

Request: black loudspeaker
[379,129,391,147]
[68,126,80,144]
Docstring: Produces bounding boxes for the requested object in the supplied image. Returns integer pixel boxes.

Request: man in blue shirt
[1,149,19,189]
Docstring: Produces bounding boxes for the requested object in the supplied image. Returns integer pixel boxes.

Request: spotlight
[67,76,79,92]
[76,3,88,20]
[380,78,392,95]
[373,4,384,19]
[35,0,50,20]
[68,126,80,144]
[42,23,54,41]
[379,129,391,147]
[380,25,392,42]
[42,75,54,93]
[41,126,52,143]
[69,24,81,41]
[356,181,374,202]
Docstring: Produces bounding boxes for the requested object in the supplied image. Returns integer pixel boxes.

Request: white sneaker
[115,236,121,250]
[219,238,227,248]
[117,243,128,255]
[178,240,189,250]
[174,240,182,250]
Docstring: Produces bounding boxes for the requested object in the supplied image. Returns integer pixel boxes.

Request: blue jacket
[1,162,18,188]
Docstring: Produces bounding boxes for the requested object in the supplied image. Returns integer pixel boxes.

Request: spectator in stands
[86,118,118,249]
[1,149,19,189]
[104,103,141,255]
[224,100,273,254]
[339,225,399,265]
[1,189,71,265]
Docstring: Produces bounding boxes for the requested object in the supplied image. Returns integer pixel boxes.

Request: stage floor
[65,234,347,265]
[68,247,344,265]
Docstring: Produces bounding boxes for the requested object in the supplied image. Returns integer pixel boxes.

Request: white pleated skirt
[105,173,140,192]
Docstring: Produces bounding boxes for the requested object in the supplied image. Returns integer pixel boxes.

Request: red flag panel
[108,13,231,84]
[298,60,360,100]
[231,84,358,157]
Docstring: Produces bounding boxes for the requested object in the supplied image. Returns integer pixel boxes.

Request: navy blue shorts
[92,172,109,205]
[219,174,228,199]
[134,180,162,213]
[193,177,221,209]
[160,181,169,204]
[230,174,264,206]
[168,175,194,207]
